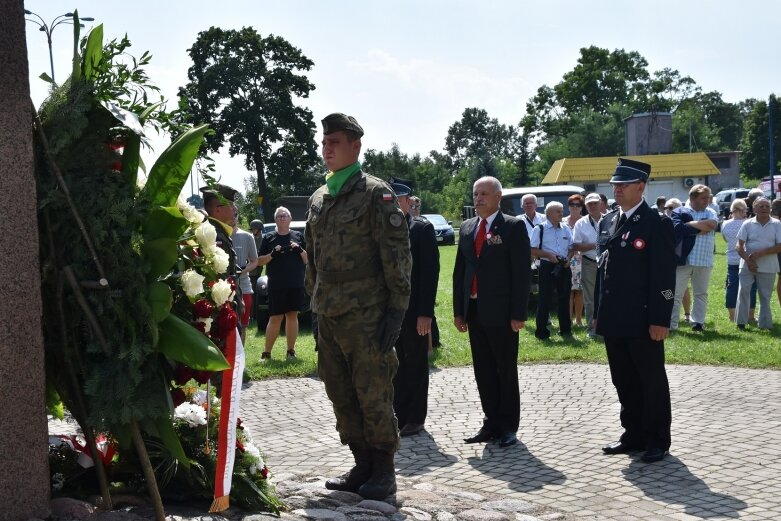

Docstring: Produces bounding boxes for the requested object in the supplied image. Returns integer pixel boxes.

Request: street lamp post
[24,10,95,84]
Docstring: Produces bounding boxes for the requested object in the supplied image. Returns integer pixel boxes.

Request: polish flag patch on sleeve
[382,193,393,201]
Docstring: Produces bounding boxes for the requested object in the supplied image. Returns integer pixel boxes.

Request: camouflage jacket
[305,171,411,317]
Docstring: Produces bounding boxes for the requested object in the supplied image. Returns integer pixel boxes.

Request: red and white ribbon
[210,326,245,512]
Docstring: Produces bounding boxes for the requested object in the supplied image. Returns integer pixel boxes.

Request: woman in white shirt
[721,199,755,322]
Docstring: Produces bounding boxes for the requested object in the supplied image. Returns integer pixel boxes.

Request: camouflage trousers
[317,303,400,452]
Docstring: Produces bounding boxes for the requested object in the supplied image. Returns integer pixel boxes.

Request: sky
[24,0,780,197]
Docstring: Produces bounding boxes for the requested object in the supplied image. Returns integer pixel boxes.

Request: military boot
[325,442,372,492]
[357,449,397,500]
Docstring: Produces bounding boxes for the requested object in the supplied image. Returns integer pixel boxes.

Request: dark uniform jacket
[594,201,676,336]
[453,212,531,326]
[209,216,244,317]
[305,170,411,317]
[406,215,439,321]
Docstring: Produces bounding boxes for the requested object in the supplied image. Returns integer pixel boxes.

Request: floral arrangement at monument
[36,14,279,517]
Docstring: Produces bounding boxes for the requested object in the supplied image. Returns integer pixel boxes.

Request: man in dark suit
[453,176,531,448]
[390,182,440,437]
[594,158,676,463]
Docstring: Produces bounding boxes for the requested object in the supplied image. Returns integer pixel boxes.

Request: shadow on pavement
[622,456,747,518]
[466,442,566,492]
[396,431,458,476]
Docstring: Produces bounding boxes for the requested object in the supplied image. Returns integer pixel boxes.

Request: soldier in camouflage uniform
[305,113,412,500]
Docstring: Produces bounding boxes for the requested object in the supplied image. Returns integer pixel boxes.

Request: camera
[550,257,568,278]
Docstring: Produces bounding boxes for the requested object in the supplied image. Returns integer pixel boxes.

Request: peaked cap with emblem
[610,157,651,184]
[199,183,239,202]
[388,175,415,190]
[389,182,411,197]
[322,113,364,137]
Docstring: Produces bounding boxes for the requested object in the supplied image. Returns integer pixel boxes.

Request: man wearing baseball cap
[572,192,603,338]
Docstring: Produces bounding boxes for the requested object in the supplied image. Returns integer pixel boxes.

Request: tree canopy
[178,26,318,220]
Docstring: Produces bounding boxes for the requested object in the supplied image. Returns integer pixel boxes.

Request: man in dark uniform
[389,182,439,438]
[306,113,411,500]
[200,183,243,318]
[453,176,531,448]
[594,158,676,463]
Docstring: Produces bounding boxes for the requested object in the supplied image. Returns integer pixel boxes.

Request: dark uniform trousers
[392,320,429,427]
[535,260,572,338]
[317,303,400,452]
[604,335,672,451]
[467,298,520,434]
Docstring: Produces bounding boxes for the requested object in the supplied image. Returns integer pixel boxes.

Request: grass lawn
[244,235,781,380]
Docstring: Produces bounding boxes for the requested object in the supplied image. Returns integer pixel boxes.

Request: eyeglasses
[410,205,421,209]
[275,215,291,219]
[568,203,582,208]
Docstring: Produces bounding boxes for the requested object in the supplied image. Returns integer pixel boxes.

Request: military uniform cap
[322,113,364,137]
[389,182,411,197]
[199,183,239,202]
[388,175,415,190]
[249,219,263,230]
[610,158,651,184]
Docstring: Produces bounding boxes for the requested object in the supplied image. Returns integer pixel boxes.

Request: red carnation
[193,370,212,384]
[236,438,245,453]
[193,299,213,318]
[215,304,237,336]
[260,466,270,479]
[174,365,194,385]
[170,388,186,407]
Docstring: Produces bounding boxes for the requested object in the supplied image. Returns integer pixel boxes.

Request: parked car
[423,214,455,245]
[714,188,750,218]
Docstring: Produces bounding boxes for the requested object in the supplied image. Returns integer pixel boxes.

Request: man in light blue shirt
[670,185,718,331]
[530,201,574,340]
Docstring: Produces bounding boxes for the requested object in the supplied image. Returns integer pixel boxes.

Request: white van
[500,185,586,216]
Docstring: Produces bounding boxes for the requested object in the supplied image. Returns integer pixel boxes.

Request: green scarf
[325,161,361,196]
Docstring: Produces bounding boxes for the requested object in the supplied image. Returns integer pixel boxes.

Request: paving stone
[291,509,347,521]
[355,500,398,515]
[50,498,98,520]
[456,509,510,521]
[479,501,535,514]
[398,507,432,521]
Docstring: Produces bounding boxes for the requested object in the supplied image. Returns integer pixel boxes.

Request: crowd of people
[203,111,781,502]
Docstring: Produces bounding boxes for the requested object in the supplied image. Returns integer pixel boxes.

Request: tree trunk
[130,420,165,521]
[255,154,273,222]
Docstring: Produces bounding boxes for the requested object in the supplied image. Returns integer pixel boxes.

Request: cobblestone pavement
[241,363,781,521]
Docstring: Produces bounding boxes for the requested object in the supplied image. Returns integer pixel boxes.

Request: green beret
[322,113,364,137]
[199,183,239,202]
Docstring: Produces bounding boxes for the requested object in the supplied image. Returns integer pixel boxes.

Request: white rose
[210,248,230,274]
[174,402,207,428]
[179,202,204,225]
[195,221,217,249]
[211,279,234,307]
[180,269,205,298]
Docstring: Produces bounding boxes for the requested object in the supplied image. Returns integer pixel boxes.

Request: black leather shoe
[641,447,667,463]
[464,428,495,444]
[399,423,424,437]
[602,440,642,454]
[498,432,518,447]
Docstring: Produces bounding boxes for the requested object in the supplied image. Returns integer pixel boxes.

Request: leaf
[139,102,164,124]
[144,206,188,241]
[157,314,229,371]
[39,72,54,84]
[82,24,104,81]
[101,101,145,135]
[148,282,172,323]
[147,415,191,469]
[142,237,179,280]
[142,124,210,208]
[122,132,141,188]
